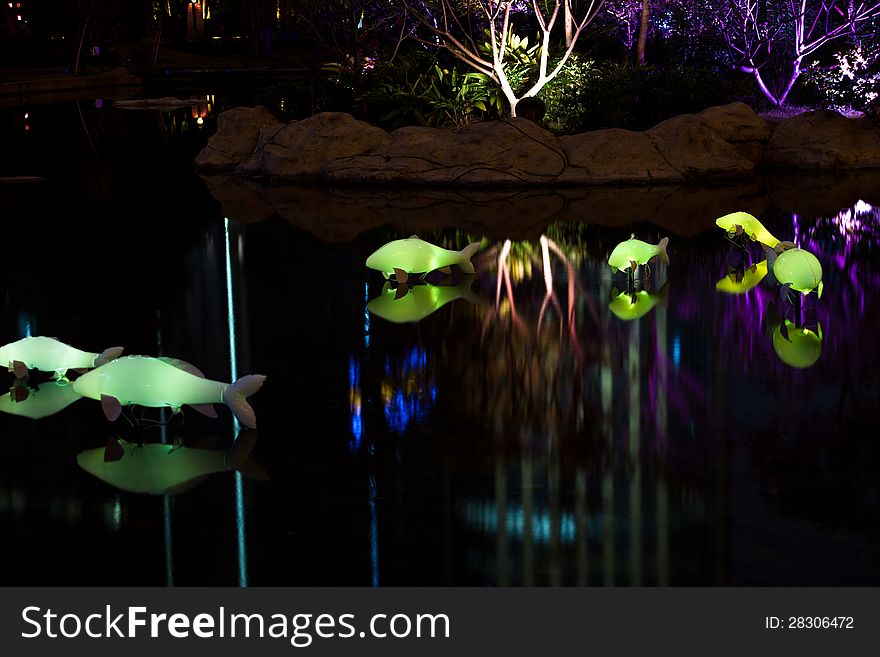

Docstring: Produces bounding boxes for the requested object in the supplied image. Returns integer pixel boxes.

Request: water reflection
[715,260,768,295]
[367,277,479,324]
[609,283,669,321]
[0,379,82,419]
[76,431,266,496]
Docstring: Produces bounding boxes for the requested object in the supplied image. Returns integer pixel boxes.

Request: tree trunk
[635,0,650,66]
[564,1,574,48]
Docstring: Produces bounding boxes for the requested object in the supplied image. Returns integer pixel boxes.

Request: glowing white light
[196,117,204,125]
[854,200,873,215]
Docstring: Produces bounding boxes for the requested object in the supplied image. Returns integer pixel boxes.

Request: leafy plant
[361,49,495,128]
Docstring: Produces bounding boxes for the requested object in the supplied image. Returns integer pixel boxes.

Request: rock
[698,102,771,143]
[324,118,566,185]
[698,102,771,162]
[763,110,880,169]
[647,113,755,179]
[240,112,388,180]
[557,129,683,184]
[194,106,278,171]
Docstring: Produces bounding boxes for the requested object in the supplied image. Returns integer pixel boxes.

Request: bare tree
[716,0,880,107]
[401,1,605,116]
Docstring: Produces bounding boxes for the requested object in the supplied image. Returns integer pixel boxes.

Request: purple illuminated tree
[715,0,880,107]
[605,0,652,64]
[400,1,606,116]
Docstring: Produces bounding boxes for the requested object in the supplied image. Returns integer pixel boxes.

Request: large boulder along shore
[195,102,880,184]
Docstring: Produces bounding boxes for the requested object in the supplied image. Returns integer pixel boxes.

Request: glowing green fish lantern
[608,283,668,321]
[368,278,479,324]
[365,236,480,279]
[76,432,267,495]
[715,260,769,295]
[71,356,266,429]
[769,248,823,298]
[772,320,823,369]
[0,380,83,420]
[0,336,124,379]
[716,212,795,252]
[608,237,669,273]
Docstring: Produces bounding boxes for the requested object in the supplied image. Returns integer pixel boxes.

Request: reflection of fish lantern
[71,356,266,429]
[772,321,823,369]
[715,260,768,295]
[367,278,479,324]
[76,433,267,495]
[715,211,795,252]
[608,283,668,321]
[770,248,823,298]
[0,336,123,379]
[365,236,480,279]
[608,237,669,273]
[0,380,83,420]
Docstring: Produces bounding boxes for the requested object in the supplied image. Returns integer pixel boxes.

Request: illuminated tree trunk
[635,0,649,66]
[404,0,604,117]
[718,0,880,107]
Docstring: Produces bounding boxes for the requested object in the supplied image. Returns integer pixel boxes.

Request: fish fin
[100,394,123,422]
[458,242,481,274]
[408,234,420,240]
[72,368,89,374]
[611,286,619,297]
[394,283,410,300]
[12,361,27,379]
[775,241,796,253]
[103,437,125,462]
[458,276,481,305]
[817,322,823,340]
[226,431,270,481]
[779,321,791,342]
[393,268,409,284]
[817,280,823,299]
[189,403,218,418]
[779,282,792,303]
[222,375,267,430]
[157,357,206,378]
[94,346,124,367]
[381,271,389,280]
[734,224,744,236]
[438,266,452,275]
[11,385,28,402]
[657,237,669,265]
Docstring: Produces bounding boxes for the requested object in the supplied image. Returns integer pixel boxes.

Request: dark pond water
[1,101,879,586]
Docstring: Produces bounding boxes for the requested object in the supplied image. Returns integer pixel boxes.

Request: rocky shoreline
[195,102,880,185]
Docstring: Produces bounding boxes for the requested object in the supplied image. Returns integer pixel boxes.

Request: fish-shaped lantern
[608,237,669,273]
[767,248,823,298]
[72,356,266,429]
[0,336,123,379]
[716,211,796,253]
[365,236,480,280]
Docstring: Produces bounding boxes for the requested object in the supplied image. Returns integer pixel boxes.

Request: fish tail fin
[458,242,481,274]
[222,375,267,429]
[459,276,481,305]
[657,237,670,265]
[226,431,270,481]
[95,346,124,367]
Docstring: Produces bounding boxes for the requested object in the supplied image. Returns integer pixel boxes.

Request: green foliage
[536,53,598,134]
[360,49,495,128]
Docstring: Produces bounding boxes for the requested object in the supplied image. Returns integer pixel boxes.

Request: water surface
[1,101,878,586]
